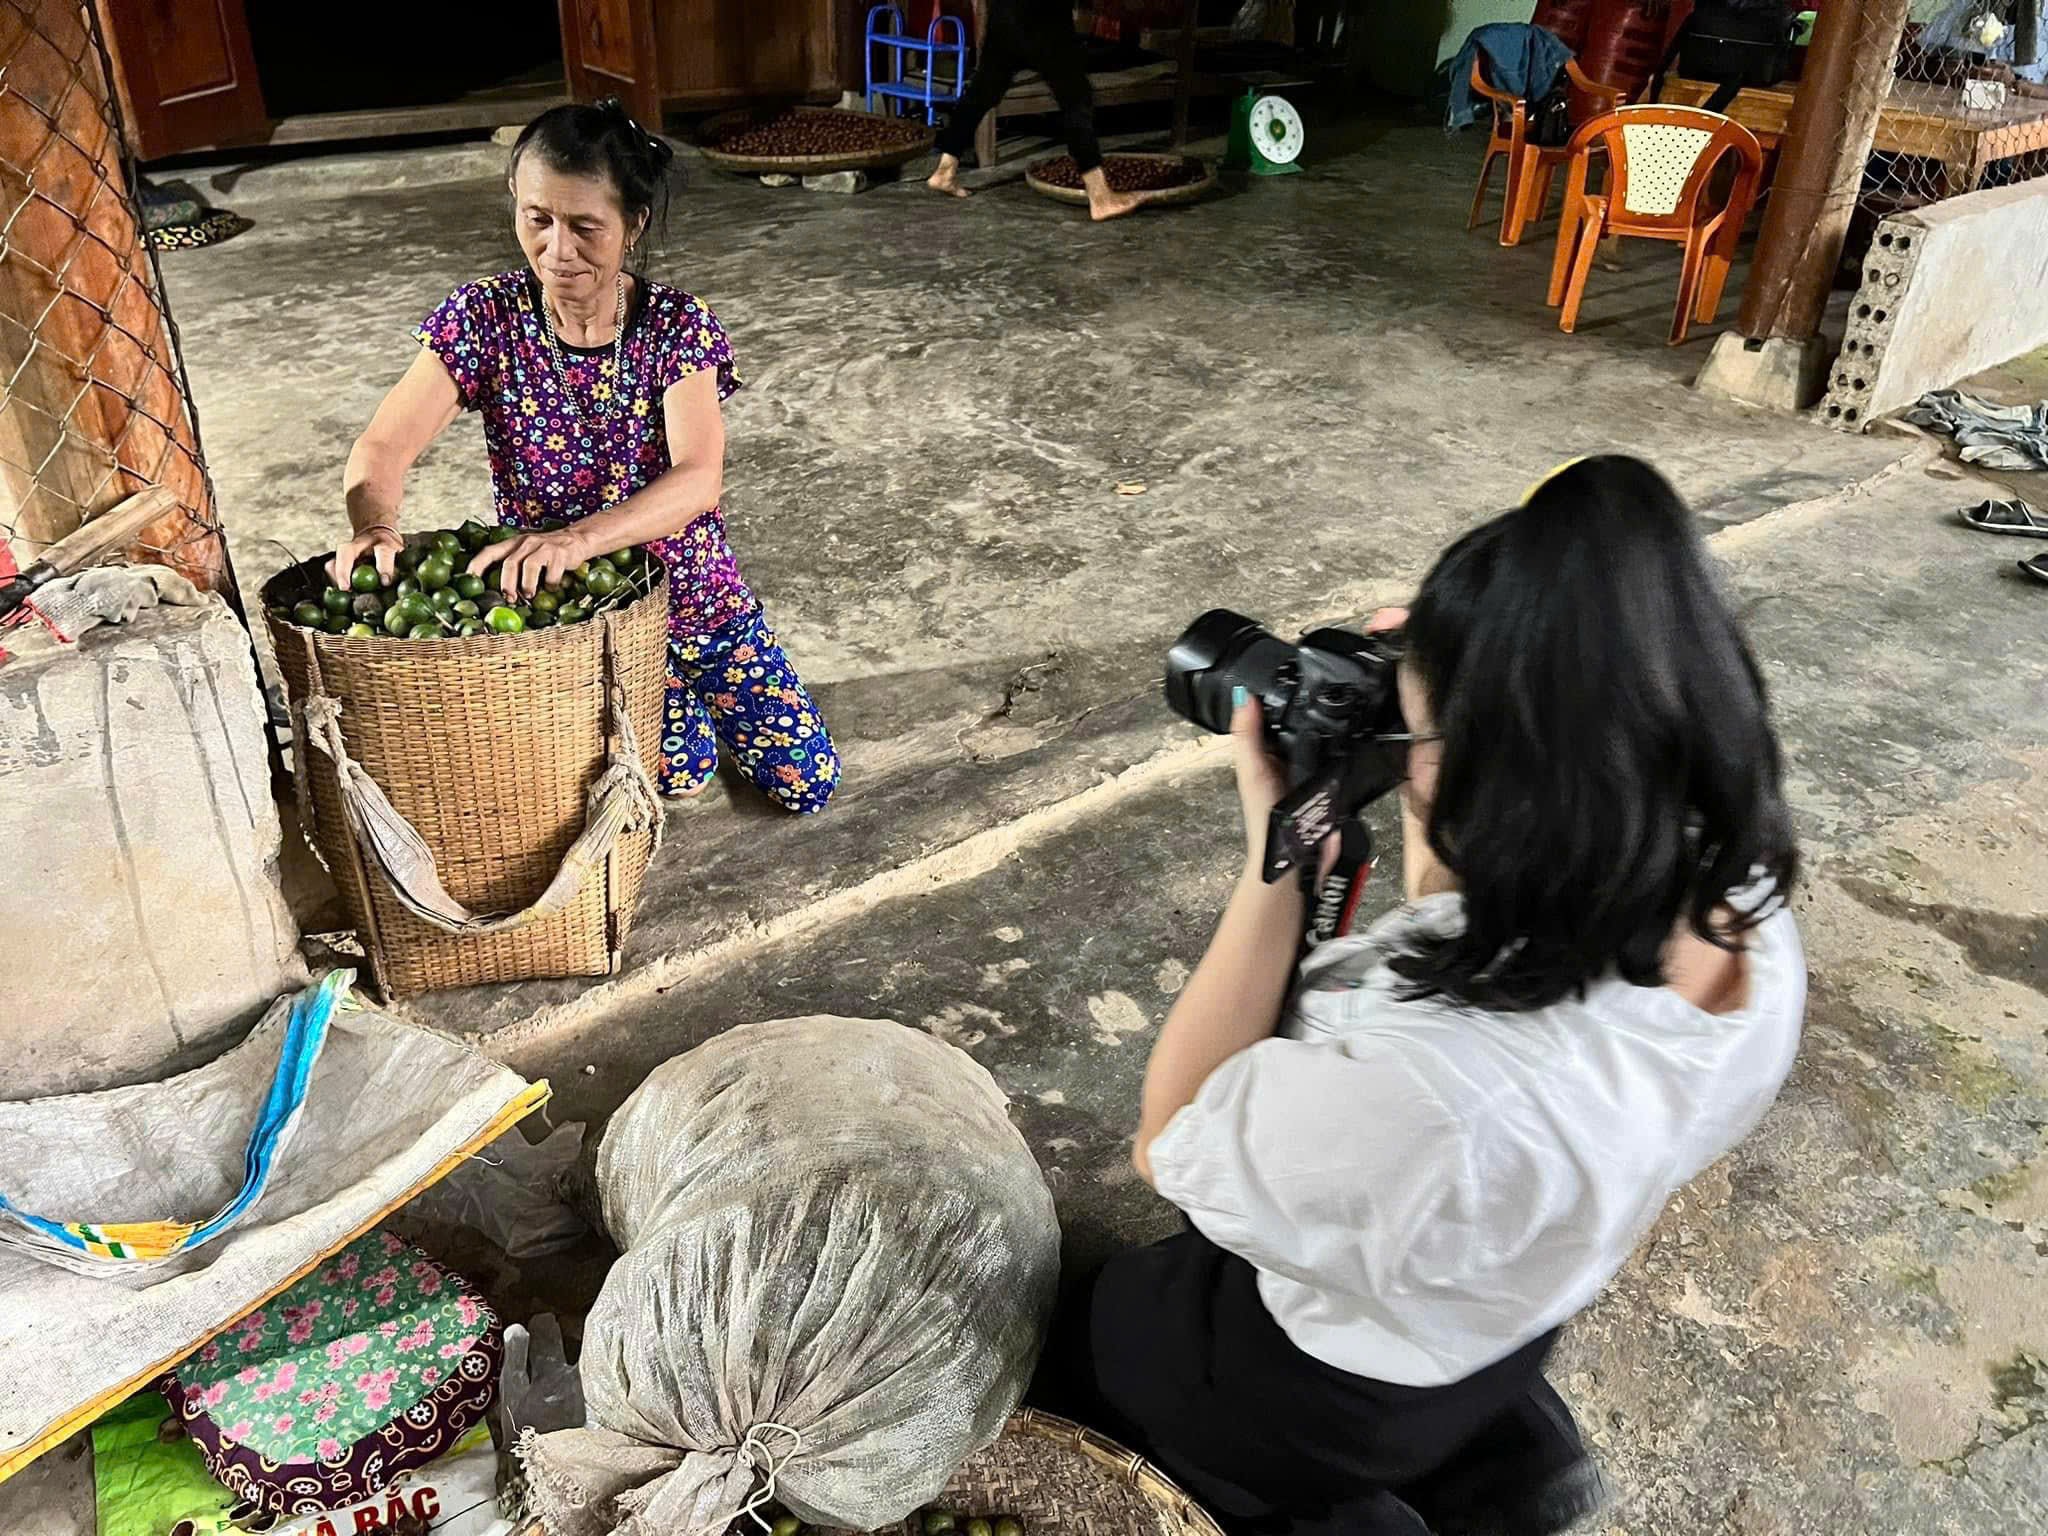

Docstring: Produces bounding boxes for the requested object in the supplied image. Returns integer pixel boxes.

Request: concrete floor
[135,118,2048,1531]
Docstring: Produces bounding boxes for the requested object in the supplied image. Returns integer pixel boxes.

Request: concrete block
[803,170,870,194]
[0,595,305,1099]
[0,1431,92,1535]
[1695,332,1831,413]
[1823,180,2048,431]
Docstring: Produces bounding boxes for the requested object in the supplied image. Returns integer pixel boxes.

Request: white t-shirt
[1148,891,1805,1387]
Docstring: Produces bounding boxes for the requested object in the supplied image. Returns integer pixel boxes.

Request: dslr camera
[1165,611,1410,933]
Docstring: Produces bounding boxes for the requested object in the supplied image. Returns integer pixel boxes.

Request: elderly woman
[329,99,837,814]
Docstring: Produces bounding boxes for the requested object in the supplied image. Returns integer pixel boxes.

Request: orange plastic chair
[1545,104,1766,345]
[1467,57,1627,248]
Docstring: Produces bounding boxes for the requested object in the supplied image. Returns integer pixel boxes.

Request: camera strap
[1303,818,1375,948]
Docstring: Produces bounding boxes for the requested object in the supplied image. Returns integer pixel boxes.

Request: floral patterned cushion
[161,1230,502,1517]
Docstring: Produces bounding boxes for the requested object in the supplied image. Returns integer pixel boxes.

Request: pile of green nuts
[920,1511,1026,1536]
[268,520,662,640]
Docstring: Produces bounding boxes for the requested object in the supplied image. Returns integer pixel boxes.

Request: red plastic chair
[1467,56,1629,247]
[1545,104,1765,345]
[1532,0,1598,51]
[1576,0,1685,105]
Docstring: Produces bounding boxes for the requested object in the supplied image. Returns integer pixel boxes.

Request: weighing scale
[1224,89,1305,177]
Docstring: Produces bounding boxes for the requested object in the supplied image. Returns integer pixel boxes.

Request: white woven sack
[521,1016,1060,1536]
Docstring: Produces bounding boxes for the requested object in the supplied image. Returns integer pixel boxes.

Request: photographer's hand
[1230,689,1342,884]
[1229,688,1291,877]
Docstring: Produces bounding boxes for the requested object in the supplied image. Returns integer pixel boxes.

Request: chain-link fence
[1855,0,2048,218]
[0,0,232,595]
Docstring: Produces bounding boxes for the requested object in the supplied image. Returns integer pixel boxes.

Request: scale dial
[1248,96,1305,166]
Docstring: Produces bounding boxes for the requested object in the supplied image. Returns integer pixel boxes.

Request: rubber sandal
[1960,499,2048,537]
[2021,553,2048,585]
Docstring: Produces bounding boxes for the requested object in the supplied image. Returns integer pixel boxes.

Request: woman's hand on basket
[467,527,589,600]
[328,525,405,587]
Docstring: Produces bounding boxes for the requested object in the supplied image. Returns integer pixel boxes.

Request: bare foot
[1080,167,1140,222]
[927,154,971,199]
[1089,190,1141,221]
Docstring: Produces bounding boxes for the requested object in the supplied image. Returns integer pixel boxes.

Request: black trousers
[1033,1230,1589,1536]
[934,0,1102,173]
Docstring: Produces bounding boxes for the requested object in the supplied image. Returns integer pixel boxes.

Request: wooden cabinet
[558,0,666,125]
[658,0,842,105]
[561,0,843,113]
[89,0,844,160]
[97,0,269,159]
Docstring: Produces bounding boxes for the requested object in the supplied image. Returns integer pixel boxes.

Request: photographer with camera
[1042,457,1807,1534]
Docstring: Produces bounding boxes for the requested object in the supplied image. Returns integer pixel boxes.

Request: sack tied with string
[519,1016,1061,1536]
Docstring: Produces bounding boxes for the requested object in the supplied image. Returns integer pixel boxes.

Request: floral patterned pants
[661,607,839,814]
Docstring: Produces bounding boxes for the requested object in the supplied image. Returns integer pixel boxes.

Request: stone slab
[0,598,304,1098]
[1825,180,2048,428]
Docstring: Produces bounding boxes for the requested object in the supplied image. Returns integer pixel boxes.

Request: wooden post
[0,0,227,597]
[975,0,998,166]
[1171,0,1199,147]
[1734,0,1912,341]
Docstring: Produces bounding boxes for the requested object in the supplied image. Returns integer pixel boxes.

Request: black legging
[934,0,1102,173]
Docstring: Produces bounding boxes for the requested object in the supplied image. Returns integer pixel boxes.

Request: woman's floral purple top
[415,271,756,636]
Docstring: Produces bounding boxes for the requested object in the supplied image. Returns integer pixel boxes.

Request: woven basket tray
[1023,154,1217,209]
[263,558,669,998]
[699,107,935,176]
[898,1410,1226,1536]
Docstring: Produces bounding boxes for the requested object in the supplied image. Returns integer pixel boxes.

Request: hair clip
[1520,456,1589,505]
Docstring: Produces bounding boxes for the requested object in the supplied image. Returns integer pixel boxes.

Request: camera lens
[1164,610,1299,735]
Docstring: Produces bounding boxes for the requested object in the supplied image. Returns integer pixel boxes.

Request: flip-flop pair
[1958,499,2048,585]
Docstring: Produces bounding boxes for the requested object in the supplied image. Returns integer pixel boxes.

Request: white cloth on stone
[30,564,200,642]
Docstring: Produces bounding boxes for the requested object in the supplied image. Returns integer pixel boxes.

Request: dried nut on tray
[1032,153,1206,193]
[715,109,928,158]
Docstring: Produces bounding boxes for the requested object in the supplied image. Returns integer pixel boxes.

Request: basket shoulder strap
[301,671,664,938]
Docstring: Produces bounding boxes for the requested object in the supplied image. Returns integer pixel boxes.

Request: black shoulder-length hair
[509,98,676,258]
[1388,454,1797,1012]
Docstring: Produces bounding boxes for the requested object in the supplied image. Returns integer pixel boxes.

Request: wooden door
[557,0,664,128]
[95,0,268,159]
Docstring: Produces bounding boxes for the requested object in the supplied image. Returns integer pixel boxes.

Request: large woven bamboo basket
[1024,155,1217,209]
[264,558,669,998]
[698,107,935,176]
[509,1412,1225,1536]
[899,1410,1226,1536]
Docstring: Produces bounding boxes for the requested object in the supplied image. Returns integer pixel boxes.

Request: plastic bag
[519,1017,1060,1536]
[401,1122,591,1259]
[264,1424,513,1536]
[501,1315,587,1437]
[496,1314,589,1524]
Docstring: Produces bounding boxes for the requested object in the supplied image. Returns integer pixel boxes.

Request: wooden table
[1660,74,2048,198]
